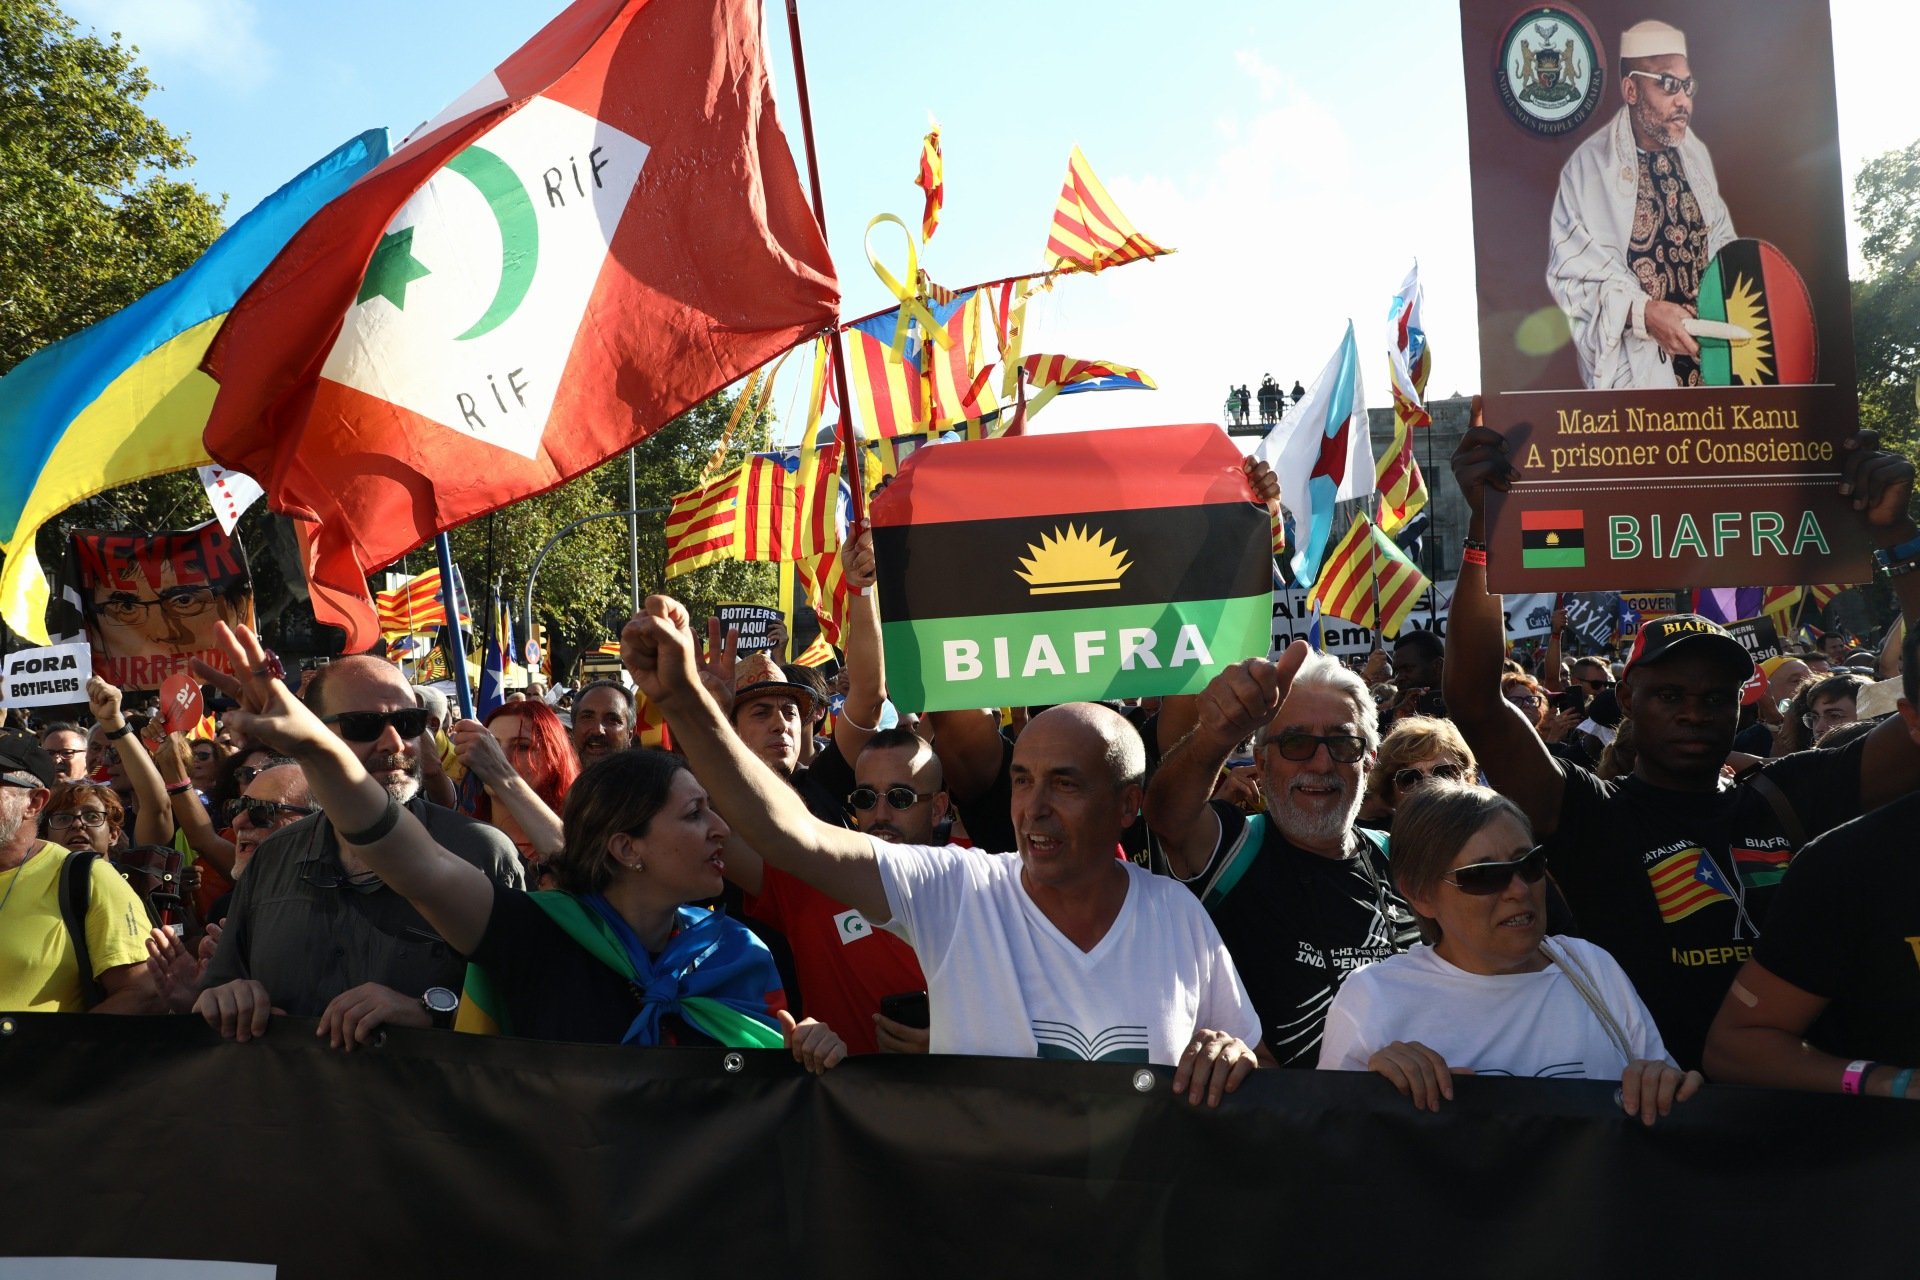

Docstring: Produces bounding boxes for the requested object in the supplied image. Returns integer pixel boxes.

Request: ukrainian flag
[0,129,388,642]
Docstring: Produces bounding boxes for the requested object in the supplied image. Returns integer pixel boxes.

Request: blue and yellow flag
[0,130,388,642]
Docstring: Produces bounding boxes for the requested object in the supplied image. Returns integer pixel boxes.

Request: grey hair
[1256,650,1381,752]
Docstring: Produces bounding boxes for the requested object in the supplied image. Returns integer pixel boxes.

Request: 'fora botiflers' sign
[1,643,91,709]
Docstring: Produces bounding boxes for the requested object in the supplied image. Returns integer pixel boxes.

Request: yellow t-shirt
[0,842,152,1012]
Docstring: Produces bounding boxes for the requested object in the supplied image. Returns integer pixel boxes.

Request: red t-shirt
[742,864,925,1056]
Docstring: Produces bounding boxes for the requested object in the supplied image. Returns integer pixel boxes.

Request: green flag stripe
[1521,548,1586,568]
[883,593,1273,712]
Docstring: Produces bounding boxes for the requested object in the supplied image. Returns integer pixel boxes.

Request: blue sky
[63,0,1912,440]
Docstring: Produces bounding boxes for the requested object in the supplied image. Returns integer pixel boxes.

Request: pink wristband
[1842,1059,1877,1095]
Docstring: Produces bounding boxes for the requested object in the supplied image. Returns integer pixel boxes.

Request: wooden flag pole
[784,0,866,529]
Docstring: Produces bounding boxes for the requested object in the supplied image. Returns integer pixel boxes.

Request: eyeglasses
[848,785,934,812]
[1802,709,1856,731]
[1267,731,1368,764]
[1442,846,1549,895]
[1505,691,1544,707]
[93,585,219,626]
[322,709,429,742]
[1626,70,1697,96]
[1393,762,1465,793]
[44,749,84,761]
[45,810,109,830]
[1577,676,1615,691]
[235,798,314,827]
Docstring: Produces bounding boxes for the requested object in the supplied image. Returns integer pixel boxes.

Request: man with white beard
[1147,644,1420,1066]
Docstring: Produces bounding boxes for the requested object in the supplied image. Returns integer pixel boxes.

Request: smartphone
[879,991,930,1030]
[1551,687,1589,714]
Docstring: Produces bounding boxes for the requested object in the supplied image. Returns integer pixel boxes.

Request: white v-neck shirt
[872,839,1260,1063]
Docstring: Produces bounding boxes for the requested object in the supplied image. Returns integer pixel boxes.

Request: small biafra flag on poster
[1521,509,1586,570]
[871,423,1273,712]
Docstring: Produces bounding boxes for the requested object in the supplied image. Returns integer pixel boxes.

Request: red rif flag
[202,0,839,649]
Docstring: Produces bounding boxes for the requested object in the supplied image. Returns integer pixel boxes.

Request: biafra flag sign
[1695,239,1818,388]
[871,424,1273,712]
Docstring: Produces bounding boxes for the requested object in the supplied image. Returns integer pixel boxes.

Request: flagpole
[784,0,866,528]
[626,449,641,615]
[434,532,474,719]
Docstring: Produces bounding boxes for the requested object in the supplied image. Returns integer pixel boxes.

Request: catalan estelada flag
[1043,147,1172,275]
[926,292,998,435]
[1019,353,1155,418]
[664,448,839,578]
[1647,847,1736,924]
[0,130,388,643]
[792,633,836,667]
[1521,509,1586,569]
[1375,262,1430,536]
[797,547,851,648]
[846,314,925,439]
[1308,515,1432,637]
[914,124,943,242]
[871,424,1270,711]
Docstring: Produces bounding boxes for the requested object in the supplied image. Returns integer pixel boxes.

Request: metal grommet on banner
[723,1052,745,1074]
[1132,1069,1155,1094]
[0,1016,15,1036]
[372,1032,388,1051]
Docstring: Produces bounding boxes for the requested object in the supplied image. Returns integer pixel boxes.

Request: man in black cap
[1447,417,1920,1070]
[0,732,162,1013]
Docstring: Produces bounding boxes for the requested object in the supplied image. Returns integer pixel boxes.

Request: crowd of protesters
[4,415,1918,1115]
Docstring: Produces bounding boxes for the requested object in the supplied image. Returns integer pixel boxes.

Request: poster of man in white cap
[1459,0,1871,596]
[1547,18,1734,390]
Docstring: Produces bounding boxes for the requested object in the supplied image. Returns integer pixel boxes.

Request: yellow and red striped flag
[1044,146,1171,275]
[1376,263,1430,535]
[664,448,841,579]
[1018,352,1155,417]
[914,124,943,242]
[1307,515,1432,637]
[797,547,851,648]
[375,567,469,637]
[845,323,924,440]
[926,291,998,435]
[664,467,748,578]
[792,632,835,667]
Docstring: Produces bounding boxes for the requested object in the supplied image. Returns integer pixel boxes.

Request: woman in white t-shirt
[1318,781,1703,1125]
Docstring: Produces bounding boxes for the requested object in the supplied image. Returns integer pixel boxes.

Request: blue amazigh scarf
[457,893,784,1048]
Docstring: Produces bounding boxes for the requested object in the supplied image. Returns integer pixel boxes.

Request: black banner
[2,1015,1917,1278]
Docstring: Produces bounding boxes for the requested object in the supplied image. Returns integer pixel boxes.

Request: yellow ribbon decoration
[864,213,953,359]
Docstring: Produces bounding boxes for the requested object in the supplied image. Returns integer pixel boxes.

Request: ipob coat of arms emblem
[1495,5,1605,136]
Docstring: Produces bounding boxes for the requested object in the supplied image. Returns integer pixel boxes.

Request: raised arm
[1146,647,1303,878]
[1442,409,1568,835]
[191,626,496,955]
[156,732,235,874]
[1839,430,1920,812]
[623,595,886,922]
[449,718,565,859]
[87,677,175,847]
[831,527,887,764]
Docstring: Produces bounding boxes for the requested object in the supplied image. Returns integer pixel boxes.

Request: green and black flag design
[870,424,1274,712]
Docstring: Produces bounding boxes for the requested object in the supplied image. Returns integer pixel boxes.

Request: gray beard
[0,809,23,847]
[383,776,422,804]
[1269,774,1361,849]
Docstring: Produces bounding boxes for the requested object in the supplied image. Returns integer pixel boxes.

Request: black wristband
[1462,537,1489,553]
[337,794,402,845]
[103,723,136,740]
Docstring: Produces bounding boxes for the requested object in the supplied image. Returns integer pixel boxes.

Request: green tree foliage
[0,0,226,375]
[1851,136,1920,451]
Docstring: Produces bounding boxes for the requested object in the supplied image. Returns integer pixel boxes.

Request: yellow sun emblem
[1724,273,1774,386]
[1016,524,1132,595]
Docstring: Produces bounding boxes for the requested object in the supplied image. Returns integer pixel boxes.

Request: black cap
[0,730,57,788]
[1623,614,1753,685]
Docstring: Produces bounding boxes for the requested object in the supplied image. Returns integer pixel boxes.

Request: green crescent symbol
[445,145,539,342]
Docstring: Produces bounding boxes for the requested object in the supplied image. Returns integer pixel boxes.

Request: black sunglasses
[1626,69,1697,96]
[1268,731,1368,764]
[1442,846,1549,896]
[848,785,933,812]
[322,709,429,742]
[1393,762,1465,793]
[235,798,315,827]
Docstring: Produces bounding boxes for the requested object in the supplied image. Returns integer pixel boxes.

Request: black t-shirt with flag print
[1157,804,1419,1068]
[1546,738,1865,1072]
[1755,792,1920,1067]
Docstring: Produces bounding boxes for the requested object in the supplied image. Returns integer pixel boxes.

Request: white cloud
[66,0,274,94]
[1030,54,1483,437]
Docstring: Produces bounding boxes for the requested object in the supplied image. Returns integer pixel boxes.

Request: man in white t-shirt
[622,595,1266,1106]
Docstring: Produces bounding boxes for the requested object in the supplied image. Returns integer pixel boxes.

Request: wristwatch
[420,986,459,1029]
